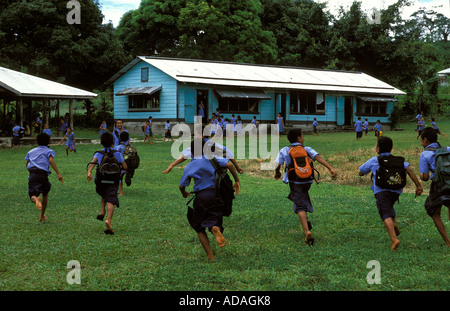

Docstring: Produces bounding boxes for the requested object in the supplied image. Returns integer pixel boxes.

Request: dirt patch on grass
[238,146,428,195]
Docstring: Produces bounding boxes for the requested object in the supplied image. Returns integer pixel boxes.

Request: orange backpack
[287,145,319,183]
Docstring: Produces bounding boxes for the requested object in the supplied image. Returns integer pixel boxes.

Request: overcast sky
[99,0,450,27]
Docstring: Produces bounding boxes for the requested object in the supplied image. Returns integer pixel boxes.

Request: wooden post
[43,98,49,126]
[18,97,23,126]
[69,99,73,130]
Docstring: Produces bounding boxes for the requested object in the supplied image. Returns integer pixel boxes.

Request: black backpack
[122,143,140,170]
[209,157,235,217]
[88,149,121,185]
[375,155,407,190]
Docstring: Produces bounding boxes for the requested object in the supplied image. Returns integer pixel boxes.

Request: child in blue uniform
[57,127,76,157]
[430,118,447,138]
[179,139,241,260]
[277,113,284,137]
[374,120,382,137]
[87,132,127,235]
[416,116,425,139]
[113,120,129,148]
[43,124,52,143]
[312,118,319,136]
[25,133,64,222]
[99,120,107,138]
[274,128,337,246]
[11,122,24,149]
[363,118,369,136]
[355,117,363,140]
[163,120,174,142]
[419,127,450,246]
[359,136,423,250]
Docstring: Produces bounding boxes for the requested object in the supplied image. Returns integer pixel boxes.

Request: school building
[106,56,405,133]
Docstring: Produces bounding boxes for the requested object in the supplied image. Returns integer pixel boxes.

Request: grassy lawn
[0,120,449,291]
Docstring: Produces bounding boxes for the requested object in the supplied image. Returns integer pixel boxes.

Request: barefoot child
[87,132,127,235]
[431,118,447,138]
[57,127,76,157]
[179,139,241,260]
[163,120,174,142]
[358,136,423,251]
[25,133,64,222]
[419,127,450,247]
[274,128,337,246]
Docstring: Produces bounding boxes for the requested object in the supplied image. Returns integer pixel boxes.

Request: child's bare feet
[211,226,226,248]
[304,232,314,246]
[392,239,400,251]
[39,215,48,223]
[105,220,115,234]
[35,197,42,211]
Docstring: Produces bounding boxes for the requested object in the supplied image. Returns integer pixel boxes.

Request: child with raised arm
[359,136,423,251]
[25,133,64,222]
[274,128,337,246]
[87,132,127,235]
[57,127,76,157]
[179,139,240,260]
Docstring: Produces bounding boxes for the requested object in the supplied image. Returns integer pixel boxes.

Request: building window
[356,99,387,116]
[290,91,325,114]
[128,93,160,111]
[218,98,259,113]
[141,67,149,82]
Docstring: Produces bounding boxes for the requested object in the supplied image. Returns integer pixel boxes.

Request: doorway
[344,96,353,126]
[196,90,208,123]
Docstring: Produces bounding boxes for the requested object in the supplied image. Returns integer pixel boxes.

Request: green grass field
[0,121,449,291]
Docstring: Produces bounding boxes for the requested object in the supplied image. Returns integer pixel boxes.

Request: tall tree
[0,0,129,90]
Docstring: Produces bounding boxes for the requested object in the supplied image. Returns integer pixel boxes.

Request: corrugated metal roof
[0,66,97,99]
[438,68,450,75]
[357,96,398,102]
[135,57,405,96]
[116,86,162,96]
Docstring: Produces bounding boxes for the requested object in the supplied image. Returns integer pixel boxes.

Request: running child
[363,118,369,136]
[113,120,129,147]
[11,122,24,149]
[179,139,241,260]
[99,120,107,138]
[144,120,154,144]
[419,127,450,247]
[87,132,127,235]
[358,136,423,251]
[355,117,363,140]
[431,118,447,138]
[57,127,76,156]
[25,133,64,222]
[274,128,337,246]
[374,120,382,137]
[416,116,425,140]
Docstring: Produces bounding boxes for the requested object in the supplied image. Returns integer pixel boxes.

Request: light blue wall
[114,61,178,120]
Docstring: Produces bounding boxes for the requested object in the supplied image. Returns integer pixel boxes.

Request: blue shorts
[28,169,51,198]
[187,188,224,233]
[374,191,400,220]
[288,182,313,214]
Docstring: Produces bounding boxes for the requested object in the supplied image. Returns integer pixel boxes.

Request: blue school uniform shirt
[374,123,382,131]
[179,157,229,192]
[12,125,22,136]
[66,132,75,147]
[363,121,369,130]
[417,121,425,131]
[231,117,236,125]
[113,129,129,147]
[165,123,171,131]
[431,122,438,130]
[43,128,52,136]
[25,146,56,174]
[355,120,363,132]
[359,152,410,195]
[415,114,422,121]
[275,143,319,184]
[312,120,318,127]
[420,143,450,179]
[92,147,125,181]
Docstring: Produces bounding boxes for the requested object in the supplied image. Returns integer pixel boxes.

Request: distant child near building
[277,113,284,137]
[235,116,242,137]
[363,118,369,136]
[144,120,154,144]
[374,120,382,137]
[355,117,363,140]
[57,127,76,157]
[359,136,423,251]
[416,116,426,139]
[274,128,337,246]
[164,120,174,142]
[99,120,107,138]
[113,120,129,148]
[11,122,24,149]
[58,117,68,137]
[419,127,450,247]
[87,132,127,235]
[43,124,52,143]
[25,133,64,222]
[179,139,241,260]
[430,118,447,138]
[312,118,319,136]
